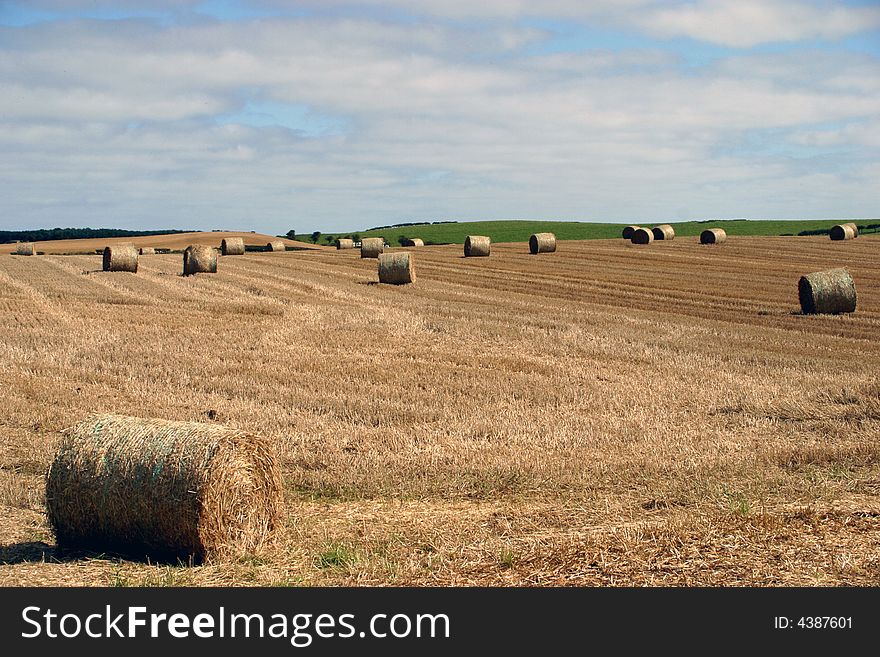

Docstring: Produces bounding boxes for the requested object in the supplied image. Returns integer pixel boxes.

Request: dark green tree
[285,230,296,240]
[311,231,322,244]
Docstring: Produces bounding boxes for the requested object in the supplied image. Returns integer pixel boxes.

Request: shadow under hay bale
[700,228,727,244]
[464,235,490,257]
[652,224,675,240]
[266,240,285,252]
[401,238,424,247]
[622,226,640,240]
[798,268,857,315]
[361,237,384,258]
[529,232,556,254]
[138,247,156,255]
[183,244,218,275]
[103,244,138,272]
[631,227,654,244]
[221,237,245,255]
[830,224,856,241]
[14,242,36,256]
[336,238,354,249]
[46,414,284,563]
[378,252,415,284]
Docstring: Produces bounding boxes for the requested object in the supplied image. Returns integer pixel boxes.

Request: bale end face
[631,227,654,244]
[360,237,384,258]
[798,268,856,315]
[622,226,640,240]
[529,233,557,254]
[464,235,490,257]
[102,244,139,272]
[221,237,245,255]
[378,252,415,284]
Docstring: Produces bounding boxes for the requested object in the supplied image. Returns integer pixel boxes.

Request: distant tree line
[365,220,457,231]
[0,227,190,243]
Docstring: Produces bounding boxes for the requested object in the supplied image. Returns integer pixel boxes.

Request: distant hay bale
[138,247,156,255]
[361,237,384,258]
[652,224,675,240]
[464,235,490,257]
[830,224,856,241]
[622,226,640,240]
[378,252,415,284]
[631,227,654,244]
[102,244,138,272]
[336,238,354,249]
[798,268,856,315]
[183,244,218,275]
[842,222,859,237]
[402,238,424,247]
[221,237,245,255]
[46,414,284,563]
[266,240,285,252]
[700,228,727,244]
[529,232,556,254]
[14,242,36,256]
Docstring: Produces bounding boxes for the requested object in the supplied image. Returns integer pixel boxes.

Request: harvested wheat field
[0,235,878,587]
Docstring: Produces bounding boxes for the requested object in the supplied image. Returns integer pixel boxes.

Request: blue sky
[1,1,878,233]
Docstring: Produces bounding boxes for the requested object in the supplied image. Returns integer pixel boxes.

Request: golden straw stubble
[46,414,284,562]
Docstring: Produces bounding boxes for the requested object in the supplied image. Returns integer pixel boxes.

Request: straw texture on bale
[14,242,36,256]
[798,268,857,315]
[221,237,245,255]
[700,228,727,244]
[183,244,218,275]
[361,237,384,258]
[622,226,640,240]
[266,240,285,252]
[336,238,354,249]
[138,247,156,255]
[46,414,284,562]
[652,224,675,240]
[843,222,859,237]
[378,252,416,285]
[103,244,138,272]
[529,232,557,254]
[631,227,654,244]
[464,235,491,257]
[830,224,856,241]
[402,238,424,247]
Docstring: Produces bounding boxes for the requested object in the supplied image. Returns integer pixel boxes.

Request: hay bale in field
[700,228,727,244]
[842,222,859,237]
[529,232,557,254]
[221,237,245,255]
[464,235,490,257]
[378,252,415,284]
[183,244,218,275]
[622,226,640,240]
[631,227,654,244]
[14,242,36,256]
[798,268,856,315]
[401,238,424,247]
[830,224,856,241]
[336,238,354,249]
[103,244,138,272]
[266,240,285,252]
[46,414,284,562]
[138,247,156,255]
[361,237,384,258]
[652,224,675,240]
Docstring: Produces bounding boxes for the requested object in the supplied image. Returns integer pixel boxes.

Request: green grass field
[308,219,879,246]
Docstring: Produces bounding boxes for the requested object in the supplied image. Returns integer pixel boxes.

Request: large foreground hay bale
[529,232,557,254]
[631,227,654,244]
[798,268,856,315]
[103,244,138,272]
[138,247,156,255]
[652,224,675,240]
[464,235,490,257]
[622,226,640,240]
[401,238,424,247]
[830,224,855,241]
[183,244,218,275]
[14,242,36,256]
[221,237,245,255]
[700,228,727,244]
[336,238,354,249]
[266,240,285,252]
[46,414,284,562]
[361,237,384,258]
[378,252,415,284]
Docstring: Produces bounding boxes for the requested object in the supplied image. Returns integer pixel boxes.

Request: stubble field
[0,235,878,586]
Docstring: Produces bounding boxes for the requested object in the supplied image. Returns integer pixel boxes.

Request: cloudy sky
[1,1,879,234]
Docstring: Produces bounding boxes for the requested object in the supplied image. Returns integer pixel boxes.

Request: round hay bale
[464,235,490,257]
[46,414,284,562]
[266,240,285,252]
[102,244,138,272]
[14,242,36,256]
[183,244,218,275]
[843,222,859,237]
[402,238,424,247]
[361,237,384,258]
[378,252,415,284]
[652,224,675,241]
[830,224,855,241]
[798,268,856,315]
[336,238,355,249]
[138,247,156,255]
[529,232,557,254]
[221,237,245,255]
[622,226,640,240]
[631,227,654,244]
[700,228,727,244]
